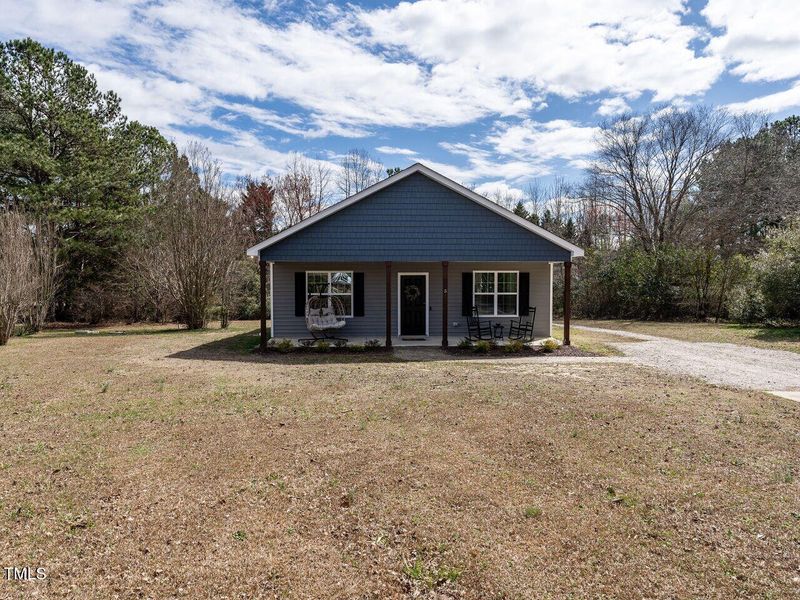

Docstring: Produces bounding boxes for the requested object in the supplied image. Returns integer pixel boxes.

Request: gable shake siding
[260,173,572,263]
[272,261,552,340]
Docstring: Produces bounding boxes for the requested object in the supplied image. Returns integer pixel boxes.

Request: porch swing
[299,282,348,345]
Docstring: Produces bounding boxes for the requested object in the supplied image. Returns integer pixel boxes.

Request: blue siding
[260,173,572,262]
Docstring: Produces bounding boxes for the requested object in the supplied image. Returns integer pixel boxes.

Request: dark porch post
[563,261,572,346]
[385,261,392,348]
[259,260,268,350]
[441,261,449,347]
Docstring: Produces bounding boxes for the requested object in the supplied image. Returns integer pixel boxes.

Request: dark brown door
[400,275,426,336]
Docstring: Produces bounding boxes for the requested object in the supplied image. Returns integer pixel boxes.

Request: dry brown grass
[576,319,800,354]
[1,321,798,598]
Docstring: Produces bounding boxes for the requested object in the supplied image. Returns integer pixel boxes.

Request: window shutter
[461,272,473,316]
[519,272,530,316]
[354,272,365,316]
[294,272,305,317]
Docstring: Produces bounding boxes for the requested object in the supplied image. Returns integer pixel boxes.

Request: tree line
[494,109,800,323]
[0,38,391,344]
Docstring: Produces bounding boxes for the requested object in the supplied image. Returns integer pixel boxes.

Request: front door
[399,274,427,336]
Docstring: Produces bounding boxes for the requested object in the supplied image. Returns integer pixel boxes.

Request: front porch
[259,259,574,350]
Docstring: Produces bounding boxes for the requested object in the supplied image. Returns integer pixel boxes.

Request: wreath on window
[404,284,421,303]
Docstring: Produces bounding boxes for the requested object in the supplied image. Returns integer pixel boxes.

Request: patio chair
[466,307,493,341]
[508,307,536,342]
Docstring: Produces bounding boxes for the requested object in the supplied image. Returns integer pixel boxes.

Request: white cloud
[474,180,525,202]
[487,120,598,162]
[358,0,723,102]
[0,0,133,51]
[0,0,728,141]
[597,97,630,117]
[703,0,800,83]
[726,81,800,115]
[375,146,418,156]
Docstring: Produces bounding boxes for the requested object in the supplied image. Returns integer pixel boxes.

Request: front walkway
[572,324,800,396]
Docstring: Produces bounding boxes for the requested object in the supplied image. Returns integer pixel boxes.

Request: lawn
[1,321,798,598]
[574,319,800,354]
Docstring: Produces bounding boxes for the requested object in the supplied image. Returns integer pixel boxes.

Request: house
[246,163,583,348]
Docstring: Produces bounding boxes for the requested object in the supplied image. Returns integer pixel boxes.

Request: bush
[753,221,800,321]
[269,338,293,352]
[474,340,492,354]
[727,285,766,323]
[457,338,473,349]
[504,339,525,353]
[540,338,560,352]
[333,339,347,348]
[315,340,331,352]
[364,339,382,349]
[349,344,365,352]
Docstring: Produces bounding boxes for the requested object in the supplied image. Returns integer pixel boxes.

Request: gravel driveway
[573,324,800,393]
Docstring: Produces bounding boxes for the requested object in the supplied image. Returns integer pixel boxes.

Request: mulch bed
[445,344,595,358]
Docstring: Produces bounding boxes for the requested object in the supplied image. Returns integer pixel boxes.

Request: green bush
[754,222,800,321]
[457,338,473,349]
[474,340,492,354]
[504,339,525,353]
[540,338,560,352]
[364,339,382,349]
[333,339,347,348]
[315,340,331,352]
[270,338,293,352]
[727,285,766,323]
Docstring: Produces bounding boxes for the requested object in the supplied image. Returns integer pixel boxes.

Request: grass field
[575,319,800,354]
[1,321,798,598]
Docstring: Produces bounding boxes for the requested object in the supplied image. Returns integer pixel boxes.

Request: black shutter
[461,272,473,316]
[519,272,530,315]
[294,272,305,317]
[354,272,365,316]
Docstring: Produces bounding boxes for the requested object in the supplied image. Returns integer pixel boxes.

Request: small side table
[493,323,504,340]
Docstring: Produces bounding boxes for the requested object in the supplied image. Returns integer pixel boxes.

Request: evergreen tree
[512,200,529,219]
[0,38,171,317]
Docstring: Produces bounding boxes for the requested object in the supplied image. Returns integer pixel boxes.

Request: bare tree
[22,218,60,333]
[588,106,730,251]
[134,143,239,330]
[0,212,35,345]
[276,154,332,227]
[337,149,383,197]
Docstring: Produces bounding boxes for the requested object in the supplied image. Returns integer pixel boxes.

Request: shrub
[474,340,492,354]
[727,285,766,323]
[753,221,800,321]
[364,339,382,349]
[270,338,293,352]
[333,339,347,348]
[349,344,365,352]
[504,339,525,353]
[540,338,560,352]
[456,338,473,349]
[315,340,331,352]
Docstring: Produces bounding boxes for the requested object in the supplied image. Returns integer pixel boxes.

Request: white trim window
[473,271,519,317]
[306,271,353,317]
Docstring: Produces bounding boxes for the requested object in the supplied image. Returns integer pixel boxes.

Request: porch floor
[284,336,543,347]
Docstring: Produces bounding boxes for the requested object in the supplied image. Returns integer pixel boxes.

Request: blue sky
[3,0,799,199]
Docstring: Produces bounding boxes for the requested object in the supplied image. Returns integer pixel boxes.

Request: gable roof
[246,163,584,259]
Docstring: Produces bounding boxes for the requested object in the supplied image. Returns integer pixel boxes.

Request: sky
[2,0,799,199]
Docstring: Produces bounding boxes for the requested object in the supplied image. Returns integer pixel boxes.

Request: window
[473,271,518,317]
[306,271,353,317]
